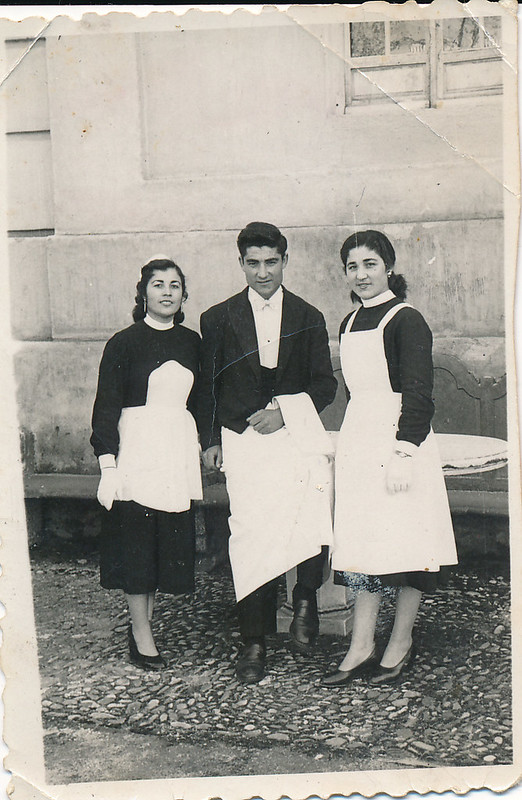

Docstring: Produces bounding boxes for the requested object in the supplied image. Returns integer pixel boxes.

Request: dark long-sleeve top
[339,296,434,447]
[197,287,337,450]
[91,320,201,458]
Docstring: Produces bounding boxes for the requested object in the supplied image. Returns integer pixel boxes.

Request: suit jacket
[197,286,337,449]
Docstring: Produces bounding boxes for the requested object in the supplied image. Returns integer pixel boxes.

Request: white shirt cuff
[99,454,116,469]
[394,440,418,457]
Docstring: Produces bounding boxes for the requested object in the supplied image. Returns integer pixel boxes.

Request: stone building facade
[4,8,508,477]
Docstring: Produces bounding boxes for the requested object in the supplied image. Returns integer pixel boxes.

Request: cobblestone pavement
[30,546,512,782]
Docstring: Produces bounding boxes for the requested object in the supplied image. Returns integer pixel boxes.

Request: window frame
[437,18,503,100]
[344,16,503,109]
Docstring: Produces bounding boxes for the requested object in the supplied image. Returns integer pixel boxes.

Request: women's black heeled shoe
[370,644,414,685]
[128,624,166,670]
[321,646,378,687]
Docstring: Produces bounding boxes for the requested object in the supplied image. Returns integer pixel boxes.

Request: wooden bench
[23,470,228,553]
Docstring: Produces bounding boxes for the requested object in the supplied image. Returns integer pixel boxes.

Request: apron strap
[377,302,413,330]
[344,308,361,333]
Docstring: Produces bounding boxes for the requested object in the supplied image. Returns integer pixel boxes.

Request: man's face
[239,245,287,299]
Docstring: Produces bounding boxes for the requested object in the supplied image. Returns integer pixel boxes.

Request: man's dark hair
[237,221,288,258]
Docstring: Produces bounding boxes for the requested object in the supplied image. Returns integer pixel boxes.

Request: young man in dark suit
[198,221,337,684]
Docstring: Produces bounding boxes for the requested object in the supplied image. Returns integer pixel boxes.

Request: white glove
[97,455,120,510]
[386,451,413,494]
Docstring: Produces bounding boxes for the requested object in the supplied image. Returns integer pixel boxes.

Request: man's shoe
[289,599,319,652]
[236,642,266,684]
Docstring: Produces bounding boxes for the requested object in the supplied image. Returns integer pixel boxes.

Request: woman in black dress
[91,257,202,669]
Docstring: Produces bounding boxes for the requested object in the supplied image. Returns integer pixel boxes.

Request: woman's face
[145,268,184,322]
[345,245,389,301]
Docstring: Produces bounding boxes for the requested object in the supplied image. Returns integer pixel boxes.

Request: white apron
[222,392,334,602]
[332,304,457,575]
[115,360,203,513]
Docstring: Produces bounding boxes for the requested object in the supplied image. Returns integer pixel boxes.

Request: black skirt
[100,500,195,595]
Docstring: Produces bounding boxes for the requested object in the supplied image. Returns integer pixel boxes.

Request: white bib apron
[332,304,457,576]
[115,360,203,513]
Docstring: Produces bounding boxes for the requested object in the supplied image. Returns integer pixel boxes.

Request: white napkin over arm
[274,392,334,457]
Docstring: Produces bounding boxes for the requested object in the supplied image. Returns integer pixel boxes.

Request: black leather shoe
[370,645,414,685]
[128,624,166,671]
[236,642,266,684]
[289,599,319,652]
[321,646,378,687]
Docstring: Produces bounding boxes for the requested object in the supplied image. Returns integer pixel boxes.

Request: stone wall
[5,16,507,475]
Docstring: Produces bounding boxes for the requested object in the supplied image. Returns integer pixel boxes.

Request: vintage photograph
[0,2,520,798]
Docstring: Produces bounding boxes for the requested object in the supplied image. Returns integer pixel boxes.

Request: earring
[387,271,393,277]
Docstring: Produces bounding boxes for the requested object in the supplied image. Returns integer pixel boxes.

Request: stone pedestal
[277,565,354,637]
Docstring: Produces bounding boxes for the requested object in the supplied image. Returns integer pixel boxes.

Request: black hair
[132,259,188,323]
[340,229,407,302]
[237,221,288,258]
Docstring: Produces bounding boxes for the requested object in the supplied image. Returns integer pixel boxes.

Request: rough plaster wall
[45,31,502,234]
[11,218,504,344]
[10,26,507,473]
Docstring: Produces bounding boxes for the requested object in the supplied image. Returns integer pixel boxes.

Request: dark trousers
[237,547,328,641]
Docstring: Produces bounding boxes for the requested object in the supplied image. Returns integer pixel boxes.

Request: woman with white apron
[323,230,457,687]
[91,257,202,670]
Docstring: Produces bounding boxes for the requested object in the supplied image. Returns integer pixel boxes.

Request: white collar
[144,314,174,330]
[248,286,283,310]
[362,289,396,308]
